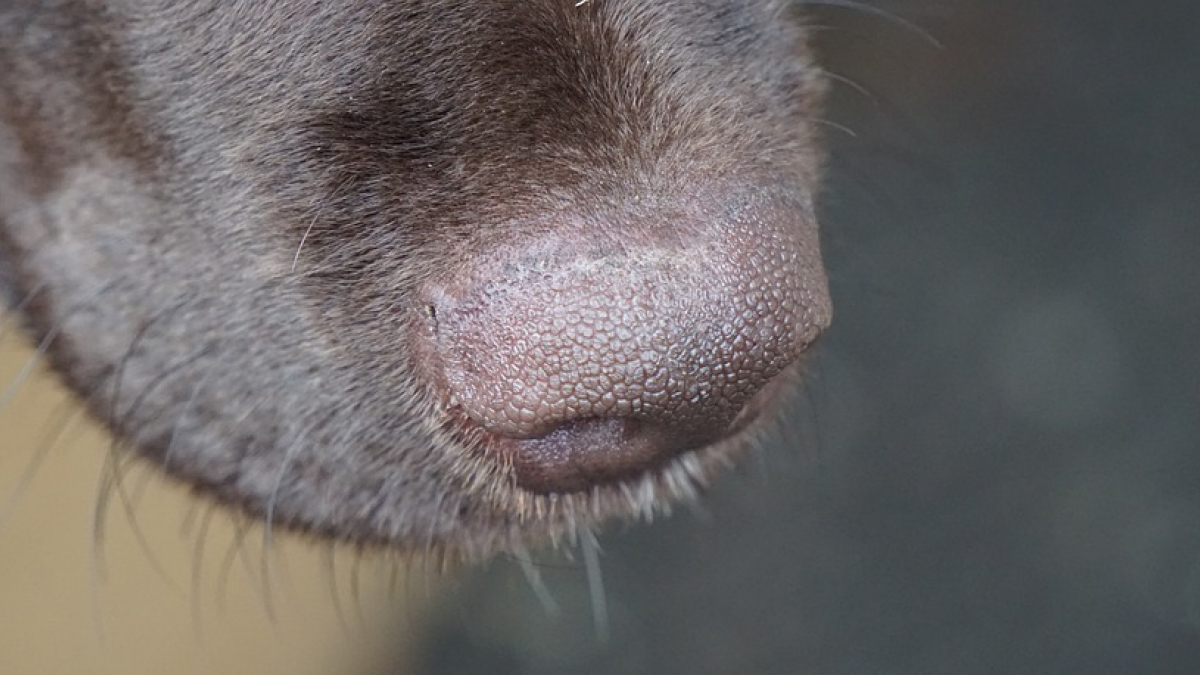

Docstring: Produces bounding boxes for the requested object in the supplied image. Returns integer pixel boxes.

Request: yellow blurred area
[0,330,425,674]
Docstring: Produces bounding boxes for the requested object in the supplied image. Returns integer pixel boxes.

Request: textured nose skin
[420,189,830,493]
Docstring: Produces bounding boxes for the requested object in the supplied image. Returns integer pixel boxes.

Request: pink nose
[418,189,830,493]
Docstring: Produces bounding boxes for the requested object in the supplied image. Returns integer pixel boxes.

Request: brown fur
[0,0,830,560]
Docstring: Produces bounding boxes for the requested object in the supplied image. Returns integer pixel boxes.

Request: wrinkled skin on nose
[418,189,830,494]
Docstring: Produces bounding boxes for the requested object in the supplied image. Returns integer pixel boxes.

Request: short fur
[0,0,829,560]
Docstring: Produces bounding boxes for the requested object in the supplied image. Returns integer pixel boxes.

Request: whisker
[0,394,85,531]
[189,502,219,645]
[515,546,561,617]
[216,514,274,618]
[802,0,943,49]
[0,280,46,346]
[214,515,246,614]
[98,449,177,589]
[579,527,609,643]
[323,541,351,635]
[823,68,880,107]
[0,321,60,414]
[291,173,355,274]
[93,331,213,595]
[815,117,860,139]
[348,547,369,629]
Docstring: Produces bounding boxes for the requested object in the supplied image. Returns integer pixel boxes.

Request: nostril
[492,417,694,494]
[468,373,786,494]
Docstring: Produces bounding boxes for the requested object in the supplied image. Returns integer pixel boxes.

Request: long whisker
[579,526,609,643]
[801,0,943,49]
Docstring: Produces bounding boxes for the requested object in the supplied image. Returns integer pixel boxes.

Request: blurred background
[4,1,1199,673]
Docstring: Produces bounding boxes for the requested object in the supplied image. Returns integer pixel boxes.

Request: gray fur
[0,0,830,560]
